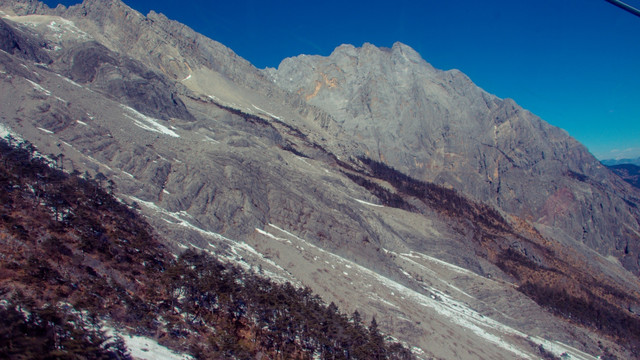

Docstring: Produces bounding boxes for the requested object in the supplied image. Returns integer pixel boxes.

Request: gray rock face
[0,0,47,15]
[56,41,194,121]
[0,17,50,63]
[1,1,640,359]
[50,0,345,142]
[268,41,640,273]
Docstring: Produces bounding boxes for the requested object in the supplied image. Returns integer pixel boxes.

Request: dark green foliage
[164,250,414,359]
[341,171,413,211]
[0,296,131,360]
[0,136,166,272]
[0,137,414,359]
[214,102,309,140]
[536,344,561,360]
[566,170,588,182]
[518,281,640,354]
[340,156,511,232]
[494,248,544,280]
[281,143,309,158]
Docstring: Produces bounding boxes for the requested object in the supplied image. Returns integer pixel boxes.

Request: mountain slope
[0,137,416,360]
[0,0,639,359]
[268,42,640,275]
[608,163,640,189]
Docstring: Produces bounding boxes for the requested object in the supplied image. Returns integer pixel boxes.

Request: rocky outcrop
[57,41,194,121]
[2,1,640,359]
[0,17,50,63]
[268,41,640,274]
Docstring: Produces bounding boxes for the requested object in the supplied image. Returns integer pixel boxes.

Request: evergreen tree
[369,316,386,360]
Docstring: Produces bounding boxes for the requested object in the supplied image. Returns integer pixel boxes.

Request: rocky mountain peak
[2,1,640,358]
[0,0,48,15]
[64,0,134,14]
[390,41,428,64]
[271,40,640,276]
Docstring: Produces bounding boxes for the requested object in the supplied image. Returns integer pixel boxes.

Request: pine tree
[368,316,386,360]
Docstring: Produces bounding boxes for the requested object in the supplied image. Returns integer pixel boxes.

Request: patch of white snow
[353,198,384,207]
[26,79,51,95]
[120,105,179,137]
[0,123,23,142]
[251,104,282,120]
[265,223,534,359]
[106,328,194,360]
[37,127,54,134]
[56,74,83,87]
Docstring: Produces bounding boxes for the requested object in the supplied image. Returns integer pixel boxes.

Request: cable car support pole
[605,0,640,18]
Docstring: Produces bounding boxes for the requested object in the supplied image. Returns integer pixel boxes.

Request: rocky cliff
[268,42,640,274]
[1,0,640,359]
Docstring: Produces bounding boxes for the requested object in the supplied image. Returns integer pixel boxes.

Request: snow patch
[123,334,193,360]
[202,135,219,144]
[46,19,89,38]
[0,123,24,142]
[265,223,534,359]
[353,198,384,207]
[252,104,282,120]
[129,197,294,283]
[37,127,54,134]
[104,326,193,360]
[56,74,83,88]
[402,251,478,277]
[120,105,179,137]
[26,79,51,95]
[255,228,292,244]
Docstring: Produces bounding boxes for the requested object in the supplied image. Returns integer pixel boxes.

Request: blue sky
[44,0,640,160]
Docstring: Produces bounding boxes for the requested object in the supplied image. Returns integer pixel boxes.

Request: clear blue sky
[44,0,640,160]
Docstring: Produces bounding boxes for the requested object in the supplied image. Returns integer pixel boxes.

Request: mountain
[0,137,414,359]
[267,42,640,273]
[1,0,640,359]
[608,163,640,190]
[602,157,640,167]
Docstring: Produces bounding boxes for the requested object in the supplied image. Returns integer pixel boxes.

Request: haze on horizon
[43,0,640,160]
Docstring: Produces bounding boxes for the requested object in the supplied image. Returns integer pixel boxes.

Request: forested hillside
[0,136,413,359]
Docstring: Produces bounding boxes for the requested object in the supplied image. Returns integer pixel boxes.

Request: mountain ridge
[268,39,640,274]
[1,0,640,358]
[603,156,640,167]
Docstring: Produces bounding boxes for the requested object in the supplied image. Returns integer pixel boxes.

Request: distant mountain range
[1,0,640,359]
[608,163,640,190]
[602,156,640,166]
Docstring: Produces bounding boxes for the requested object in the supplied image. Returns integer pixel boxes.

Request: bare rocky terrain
[1,0,640,359]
